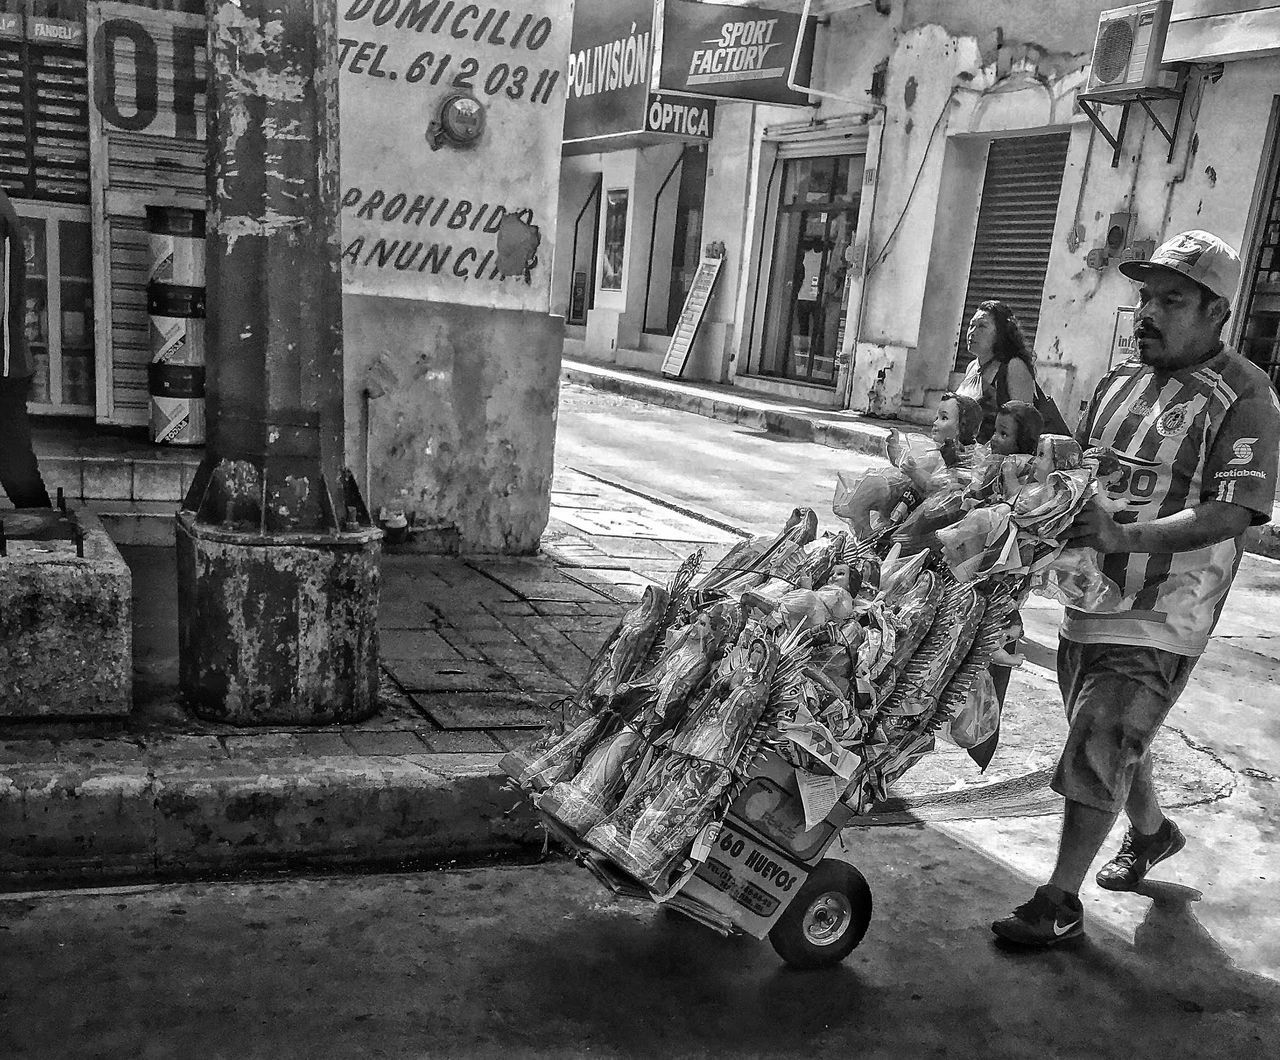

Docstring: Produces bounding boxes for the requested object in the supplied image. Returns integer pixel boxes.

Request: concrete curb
[561,361,892,459]
[0,750,542,889]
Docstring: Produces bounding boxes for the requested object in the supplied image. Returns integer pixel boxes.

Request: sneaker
[1096,818,1186,891]
[991,885,1085,947]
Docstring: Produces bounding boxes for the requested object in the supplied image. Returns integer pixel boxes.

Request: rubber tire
[768,860,872,970]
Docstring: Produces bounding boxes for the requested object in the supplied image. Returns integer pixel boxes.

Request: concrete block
[0,508,131,718]
[131,460,184,503]
[38,456,84,503]
[80,459,134,501]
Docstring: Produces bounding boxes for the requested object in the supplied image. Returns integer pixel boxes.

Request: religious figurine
[586,636,779,887]
[538,604,737,833]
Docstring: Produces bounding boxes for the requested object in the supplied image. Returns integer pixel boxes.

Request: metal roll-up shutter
[957,132,1070,366]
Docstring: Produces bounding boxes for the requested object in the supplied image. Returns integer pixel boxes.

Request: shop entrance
[759,154,861,387]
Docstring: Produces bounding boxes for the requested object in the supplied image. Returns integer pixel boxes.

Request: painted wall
[345,295,561,554]
[1037,56,1280,417]
[690,101,756,382]
[336,0,573,553]
[769,0,1280,422]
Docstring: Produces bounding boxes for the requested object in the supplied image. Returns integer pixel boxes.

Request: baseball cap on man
[1118,229,1241,302]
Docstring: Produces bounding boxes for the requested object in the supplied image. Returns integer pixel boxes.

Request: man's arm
[1064,499,1253,555]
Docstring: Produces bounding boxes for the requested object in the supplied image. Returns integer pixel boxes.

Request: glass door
[759,154,861,386]
[16,199,94,413]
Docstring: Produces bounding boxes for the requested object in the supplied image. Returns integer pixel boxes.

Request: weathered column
[176,0,380,725]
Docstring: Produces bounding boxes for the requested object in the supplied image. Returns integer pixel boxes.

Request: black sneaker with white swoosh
[991,885,1085,947]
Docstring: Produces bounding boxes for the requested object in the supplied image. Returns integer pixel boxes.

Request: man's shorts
[1051,639,1197,814]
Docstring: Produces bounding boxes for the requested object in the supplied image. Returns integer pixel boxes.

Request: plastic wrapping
[1032,546,1124,611]
[832,467,912,539]
[944,668,1000,748]
[892,484,969,552]
[586,639,779,887]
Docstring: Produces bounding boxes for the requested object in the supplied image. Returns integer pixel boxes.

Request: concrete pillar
[177,0,381,725]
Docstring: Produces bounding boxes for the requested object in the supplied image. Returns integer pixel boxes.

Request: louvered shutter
[956,132,1069,367]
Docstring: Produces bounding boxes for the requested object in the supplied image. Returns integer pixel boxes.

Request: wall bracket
[1077,66,1190,168]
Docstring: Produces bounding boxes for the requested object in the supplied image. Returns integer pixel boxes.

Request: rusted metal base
[176,511,381,725]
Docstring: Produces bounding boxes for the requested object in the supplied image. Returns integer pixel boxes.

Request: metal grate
[955,132,1070,369]
[1240,119,1280,390]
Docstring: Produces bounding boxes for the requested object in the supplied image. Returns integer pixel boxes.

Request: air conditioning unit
[1084,0,1175,98]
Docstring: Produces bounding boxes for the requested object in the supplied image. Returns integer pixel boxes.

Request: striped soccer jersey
[1061,345,1280,656]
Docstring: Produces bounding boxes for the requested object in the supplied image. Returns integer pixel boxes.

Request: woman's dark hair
[976,299,1035,369]
[941,391,983,446]
[997,400,1044,455]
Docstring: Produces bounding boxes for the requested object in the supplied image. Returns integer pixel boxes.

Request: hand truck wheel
[768,859,872,969]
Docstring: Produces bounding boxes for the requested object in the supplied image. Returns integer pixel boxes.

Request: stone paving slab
[0,465,747,887]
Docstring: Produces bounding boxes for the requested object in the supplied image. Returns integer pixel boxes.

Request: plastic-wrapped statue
[580,584,671,703]
[538,604,738,832]
[503,583,670,790]
[1009,434,1084,517]
[586,636,779,887]
[772,562,856,632]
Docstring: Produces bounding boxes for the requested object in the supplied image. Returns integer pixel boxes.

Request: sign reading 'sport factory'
[658,0,814,108]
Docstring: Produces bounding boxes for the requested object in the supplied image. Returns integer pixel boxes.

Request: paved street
[6,381,1279,1059]
[554,382,1280,981]
[4,843,1278,1060]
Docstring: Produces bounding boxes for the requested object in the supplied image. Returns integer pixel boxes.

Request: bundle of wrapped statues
[502,424,1119,894]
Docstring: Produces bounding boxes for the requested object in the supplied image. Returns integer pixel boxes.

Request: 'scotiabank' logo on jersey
[1228,437,1259,466]
[1156,403,1191,437]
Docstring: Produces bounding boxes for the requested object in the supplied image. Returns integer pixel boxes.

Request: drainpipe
[787,0,887,409]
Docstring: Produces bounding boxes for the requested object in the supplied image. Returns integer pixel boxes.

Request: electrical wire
[865,86,959,274]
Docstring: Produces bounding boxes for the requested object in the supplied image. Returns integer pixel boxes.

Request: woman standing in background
[955,299,1037,444]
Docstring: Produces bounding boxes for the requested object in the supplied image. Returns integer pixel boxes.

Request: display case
[16,198,94,414]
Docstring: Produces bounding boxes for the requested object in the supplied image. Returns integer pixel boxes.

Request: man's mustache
[1134,323,1162,342]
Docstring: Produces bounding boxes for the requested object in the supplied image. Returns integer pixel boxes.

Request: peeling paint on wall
[496,214,542,282]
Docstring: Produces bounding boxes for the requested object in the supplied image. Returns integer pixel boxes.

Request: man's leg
[1048,798,1121,896]
[1124,752,1164,835]
[0,376,51,508]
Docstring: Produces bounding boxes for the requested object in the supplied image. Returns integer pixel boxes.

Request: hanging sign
[563,0,714,151]
[563,0,654,143]
[661,246,724,378]
[658,0,815,107]
[644,91,714,138]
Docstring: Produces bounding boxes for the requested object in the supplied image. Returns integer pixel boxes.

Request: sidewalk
[562,357,1280,560]
[0,469,740,889]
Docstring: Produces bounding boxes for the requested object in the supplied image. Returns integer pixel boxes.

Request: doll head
[991,400,1044,456]
[932,391,983,447]
[826,562,852,592]
[1033,434,1084,483]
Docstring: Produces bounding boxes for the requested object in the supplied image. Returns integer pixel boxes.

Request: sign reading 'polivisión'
[658,0,814,107]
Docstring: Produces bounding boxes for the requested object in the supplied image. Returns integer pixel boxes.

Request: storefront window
[759,154,862,386]
[18,202,94,411]
[601,188,629,292]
